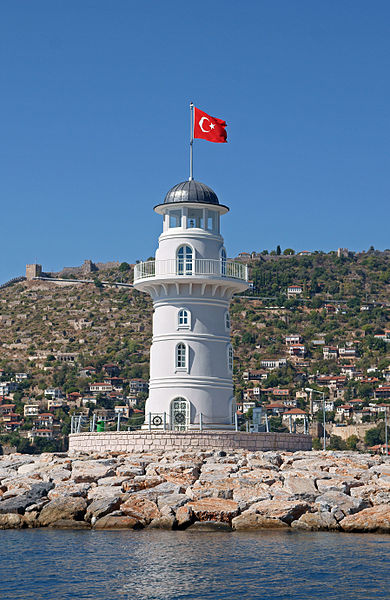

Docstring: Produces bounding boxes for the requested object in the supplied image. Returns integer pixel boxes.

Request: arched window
[176,342,187,370]
[177,245,193,275]
[227,344,233,372]
[220,247,227,276]
[170,397,189,431]
[225,311,231,330]
[178,308,191,329]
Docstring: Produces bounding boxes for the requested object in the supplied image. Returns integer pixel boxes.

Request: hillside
[0,251,389,453]
[1,251,389,381]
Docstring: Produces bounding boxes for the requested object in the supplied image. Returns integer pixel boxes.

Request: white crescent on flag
[199,116,212,133]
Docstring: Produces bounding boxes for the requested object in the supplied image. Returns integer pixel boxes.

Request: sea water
[0,529,389,600]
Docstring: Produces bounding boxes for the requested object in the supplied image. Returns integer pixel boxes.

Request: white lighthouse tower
[133,179,248,430]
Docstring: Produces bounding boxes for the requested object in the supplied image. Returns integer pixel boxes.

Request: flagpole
[189,102,194,180]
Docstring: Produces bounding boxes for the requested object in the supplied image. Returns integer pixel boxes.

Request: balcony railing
[133,259,248,283]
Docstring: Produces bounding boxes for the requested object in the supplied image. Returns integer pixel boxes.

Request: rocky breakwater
[0,450,389,533]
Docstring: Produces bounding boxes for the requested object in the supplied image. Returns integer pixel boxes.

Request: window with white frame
[228,344,233,372]
[225,311,231,330]
[178,308,191,329]
[176,343,187,370]
[177,245,193,275]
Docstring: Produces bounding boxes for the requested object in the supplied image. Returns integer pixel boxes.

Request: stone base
[68,430,312,454]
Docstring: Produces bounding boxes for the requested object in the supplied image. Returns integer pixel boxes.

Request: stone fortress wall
[69,431,312,454]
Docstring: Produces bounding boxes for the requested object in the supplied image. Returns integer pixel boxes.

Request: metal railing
[70,412,240,433]
[70,413,310,435]
[134,259,248,283]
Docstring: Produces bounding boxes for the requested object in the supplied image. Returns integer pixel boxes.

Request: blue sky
[1,1,389,283]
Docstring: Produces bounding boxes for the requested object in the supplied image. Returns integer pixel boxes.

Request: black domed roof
[164,180,219,205]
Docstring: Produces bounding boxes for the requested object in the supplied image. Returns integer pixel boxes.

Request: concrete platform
[68,430,312,453]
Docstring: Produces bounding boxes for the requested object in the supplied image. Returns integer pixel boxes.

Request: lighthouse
[133,179,248,430]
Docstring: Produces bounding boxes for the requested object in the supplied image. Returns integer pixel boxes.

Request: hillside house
[34,413,56,429]
[79,366,97,377]
[287,285,303,298]
[312,399,335,413]
[335,405,353,422]
[44,388,64,400]
[285,335,302,345]
[288,344,306,357]
[47,399,66,411]
[0,382,18,396]
[90,383,113,394]
[14,373,29,382]
[24,404,39,417]
[374,386,390,400]
[260,358,287,370]
[323,346,338,360]
[265,402,286,416]
[243,370,268,382]
[129,379,149,394]
[103,364,120,377]
[282,408,307,424]
[28,429,53,439]
[339,347,357,358]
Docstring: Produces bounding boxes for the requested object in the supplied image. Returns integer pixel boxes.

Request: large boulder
[157,493,189,512]
[187,498,239,523]
[0,482,54,515]
[232,484,271,509]
[176,505,194,529]
[340,505,390,533]
[120,496,160,524]
[85,497,122,521]
[38,497,87,526]
[116,464,145,478]
[48,519,90,529]
[48,482,91,499]
[315,491,368,517]
[122,476,165,493]
[94,515,143,529]
[0,513,25,529]
[133,481,183,501]
[246,499,309,525]
[71,460,116,483]
[150,462,201,487]
[148,516,176,529]
[283,473,319,500]
[232,511,288,530]
[291,511,339,531]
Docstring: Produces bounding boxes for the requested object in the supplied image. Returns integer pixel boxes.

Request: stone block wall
[69,430,312,454]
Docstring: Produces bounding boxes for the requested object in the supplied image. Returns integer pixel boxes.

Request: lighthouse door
[170,397,189,431]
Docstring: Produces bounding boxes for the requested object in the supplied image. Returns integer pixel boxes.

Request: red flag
[193,106,227,143]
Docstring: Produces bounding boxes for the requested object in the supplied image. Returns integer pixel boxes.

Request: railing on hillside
[134,259,248,283]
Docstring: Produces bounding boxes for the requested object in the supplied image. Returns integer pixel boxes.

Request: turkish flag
[193,106,227,143]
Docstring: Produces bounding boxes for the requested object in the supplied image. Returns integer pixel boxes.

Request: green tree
[119,262,131,272]
[328,435,347,450]
[276,245,281,255]
[283,248,295,255]
[346,434,359,450]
